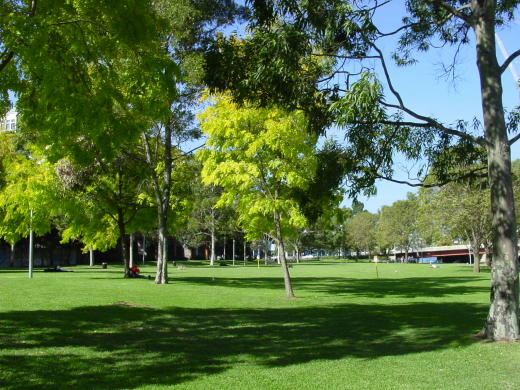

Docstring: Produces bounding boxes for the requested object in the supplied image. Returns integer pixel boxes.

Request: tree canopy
[197,93,317,297]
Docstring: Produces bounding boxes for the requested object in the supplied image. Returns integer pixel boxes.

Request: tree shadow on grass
[0,300,486,389]
[170,275,489,298]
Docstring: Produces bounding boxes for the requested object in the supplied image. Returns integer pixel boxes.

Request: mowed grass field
[1,261,519,390]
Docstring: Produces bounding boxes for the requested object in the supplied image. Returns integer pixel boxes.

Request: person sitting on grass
[128,265,151,279]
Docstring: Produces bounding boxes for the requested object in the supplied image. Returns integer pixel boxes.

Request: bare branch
[376,22,424,37]
[378,100,485,145]
[29,0,38,17]
[51,19,104,29]
[509,132,520,146]
[500,48,520,74]
[0,51,14,73]
[432,1,472,24]
[374,166,487,188]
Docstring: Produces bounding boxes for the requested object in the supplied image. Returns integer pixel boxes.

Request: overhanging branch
[374,166,487,188]
[500,48,520,74]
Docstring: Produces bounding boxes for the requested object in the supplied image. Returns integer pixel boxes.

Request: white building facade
[0,108,17,131]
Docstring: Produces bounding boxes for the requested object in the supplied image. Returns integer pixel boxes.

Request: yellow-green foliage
[197,94,317,240]
[0,135,59,243]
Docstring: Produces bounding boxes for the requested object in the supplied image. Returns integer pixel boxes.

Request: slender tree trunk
[223,235,226,260]
[274,210,295,298]
[295,245,300,263]
[141,125,172,284]
[129,234,134,268]
[89,249,94,267]
[10,243,15,267]
[473,0,519,340]
[264,237,268,265]
[117,208,130,278]
[485,244,492,267]
[156,218,168,284]
[232,238,236,266]
[243,239,247,265]
[210,223,216,265]
[471,238,481,273]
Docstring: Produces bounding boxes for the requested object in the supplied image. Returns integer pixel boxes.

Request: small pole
[28,209,33,279]
[89,249,94,266]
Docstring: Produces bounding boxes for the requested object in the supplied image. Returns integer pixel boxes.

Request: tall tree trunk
[142,124,172,285]
[10,243,15,267]
[264,236,268,265]
[471,238,481,273]
[117,208,129,277]
[484,244,492,267]
[156,218,168,284]
[473,0,519,340]
[243,239,247,265]
[129,234,134,268]
[274,210,295,298]
[232,238,236,266]
[210,223,216,265]
[89,249,94,267]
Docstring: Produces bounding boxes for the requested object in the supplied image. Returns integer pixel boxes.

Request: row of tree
[1,0,519,340]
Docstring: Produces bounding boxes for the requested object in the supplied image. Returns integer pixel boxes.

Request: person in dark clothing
[128,265,151,279]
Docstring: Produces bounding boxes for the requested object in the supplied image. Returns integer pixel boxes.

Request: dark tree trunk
[117,208,129,278]
[473,0,519,340]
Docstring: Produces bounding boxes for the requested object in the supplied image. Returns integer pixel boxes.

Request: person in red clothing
[128,265,151,279]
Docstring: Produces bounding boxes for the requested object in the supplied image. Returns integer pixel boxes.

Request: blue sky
[198,2,520,213]
[340,5,520,213]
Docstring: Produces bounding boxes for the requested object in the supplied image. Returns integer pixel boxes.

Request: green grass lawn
[1,261,519,389]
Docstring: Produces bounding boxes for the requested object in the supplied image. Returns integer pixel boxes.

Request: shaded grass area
[0,263,518,389]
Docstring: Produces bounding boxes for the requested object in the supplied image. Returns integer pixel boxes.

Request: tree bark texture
[473,0,519,340]
[274,210,295,298]
[141,124,173,285]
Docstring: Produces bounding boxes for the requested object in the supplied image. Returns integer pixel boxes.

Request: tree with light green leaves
[1,0,174,157]
[0,135,58,248]
[345,211,379,259]
[138,0,246,283]
[377,194,420,263]
[178,180,237,265]
[54,147,154,277]
[197,94,317,298]
[419,178,492,273]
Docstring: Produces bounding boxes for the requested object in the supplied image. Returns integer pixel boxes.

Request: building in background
[0,108,17,131]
